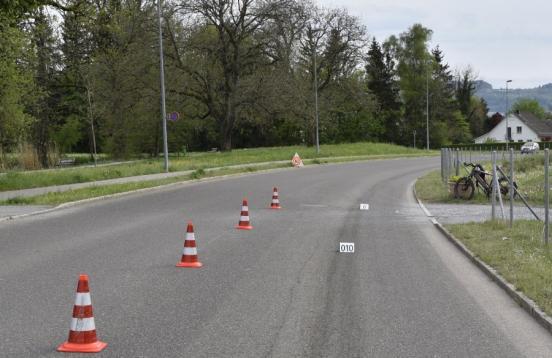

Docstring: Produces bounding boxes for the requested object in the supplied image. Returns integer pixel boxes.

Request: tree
[385,24,433,146]
[365,38,400,142]
[430,46,470,145]
[455,68,475,119]
[0,21,33,155]
[89,0,161,157]
[0,0,75,23]
[298,6,367,145]
[57,0,96,154]
[176,0,290,151]
[511,98,546,119]
[27,8,60,167]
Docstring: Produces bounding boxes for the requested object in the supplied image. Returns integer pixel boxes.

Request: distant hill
[474,80,552,113]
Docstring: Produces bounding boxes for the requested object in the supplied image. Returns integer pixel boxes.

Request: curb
[0,164,295,223]
[413,185,552,335]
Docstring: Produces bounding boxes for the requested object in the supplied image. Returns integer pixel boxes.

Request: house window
[517,126,522,134]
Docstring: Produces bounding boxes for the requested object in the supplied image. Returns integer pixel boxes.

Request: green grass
[1,162,292,206]
[0,142,435,191]
[446,220,552,316]
[415,170,491,204]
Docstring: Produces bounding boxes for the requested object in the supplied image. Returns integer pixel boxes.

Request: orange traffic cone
[176,222,203,268]
[270,187,281,209]
[57,274,107,353]
[236,199,253,230]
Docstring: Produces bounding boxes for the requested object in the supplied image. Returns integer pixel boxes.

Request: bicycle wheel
[454,177,475,200]
[498,177,518,198]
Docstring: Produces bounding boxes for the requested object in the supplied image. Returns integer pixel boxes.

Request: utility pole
[157,0,169,172]
[312,27,320,155]
[505,79,512,149]
[426,64,430,150]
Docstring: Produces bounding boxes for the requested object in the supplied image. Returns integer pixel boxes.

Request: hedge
[443,142,552,151]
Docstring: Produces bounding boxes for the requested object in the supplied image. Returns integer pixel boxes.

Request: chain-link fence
[440,146,550,244]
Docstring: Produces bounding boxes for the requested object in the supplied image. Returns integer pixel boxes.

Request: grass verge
[1,163,290,206]
[415,170,491,204]
[0,142,436,191]
[417,164,548,206]
[446,220,552,316]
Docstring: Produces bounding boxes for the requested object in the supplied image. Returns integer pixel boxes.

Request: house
[474,111,552,143]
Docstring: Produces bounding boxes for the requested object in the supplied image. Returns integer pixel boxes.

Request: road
[1,157,551,357]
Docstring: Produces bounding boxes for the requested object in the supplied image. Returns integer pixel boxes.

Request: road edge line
[412,182,552,335]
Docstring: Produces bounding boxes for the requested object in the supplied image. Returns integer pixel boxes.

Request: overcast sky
[317,0,552,89]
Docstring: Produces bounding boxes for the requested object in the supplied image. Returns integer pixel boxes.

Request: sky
[317,0,552,89]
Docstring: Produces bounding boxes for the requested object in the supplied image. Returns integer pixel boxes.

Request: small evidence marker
[339,242,355,253]
[360,203,370,210]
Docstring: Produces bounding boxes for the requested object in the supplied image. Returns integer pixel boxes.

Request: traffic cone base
[235,224,253,230]
[269,206,281,210]
[57,340,107,353]
[176,261,203,268]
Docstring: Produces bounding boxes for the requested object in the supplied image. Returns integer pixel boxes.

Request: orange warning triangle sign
[291,153,304,167]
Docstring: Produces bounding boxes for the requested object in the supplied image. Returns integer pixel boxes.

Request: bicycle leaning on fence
[454,162,518,200]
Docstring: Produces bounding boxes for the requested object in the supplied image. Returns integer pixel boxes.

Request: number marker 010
[339,242,355,253]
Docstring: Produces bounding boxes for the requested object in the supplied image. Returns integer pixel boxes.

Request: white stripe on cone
[186,233,195,241]
[183,247,197,255]
[74,293,92,306]
[242,206,249,211]
[70,317,96,332]
[240,216,250,221]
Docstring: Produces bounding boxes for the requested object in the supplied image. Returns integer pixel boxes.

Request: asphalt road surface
[1,157,552,357]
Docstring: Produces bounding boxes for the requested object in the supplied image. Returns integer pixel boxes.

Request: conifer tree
[365,38,400,142]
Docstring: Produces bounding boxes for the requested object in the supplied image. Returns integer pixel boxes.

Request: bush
[190,168,205,179]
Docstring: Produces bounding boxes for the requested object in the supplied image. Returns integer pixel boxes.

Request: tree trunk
[220,113,234,151]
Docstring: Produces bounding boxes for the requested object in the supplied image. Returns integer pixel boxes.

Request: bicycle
[454,162,517,200]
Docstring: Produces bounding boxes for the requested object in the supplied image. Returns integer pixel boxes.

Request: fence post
[446,148,449,179]
[545,149,549,245]
[448,148,452,179]
[509,148,514,228]
[443,148,447,181]
[441,149,444,183]
[492,151,496,220]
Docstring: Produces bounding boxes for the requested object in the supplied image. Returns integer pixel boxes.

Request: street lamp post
[308,26,321,155]
[505,79,512,148]
[313,44,320,155]
[426,64,430,151]
[157,0,169,173]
